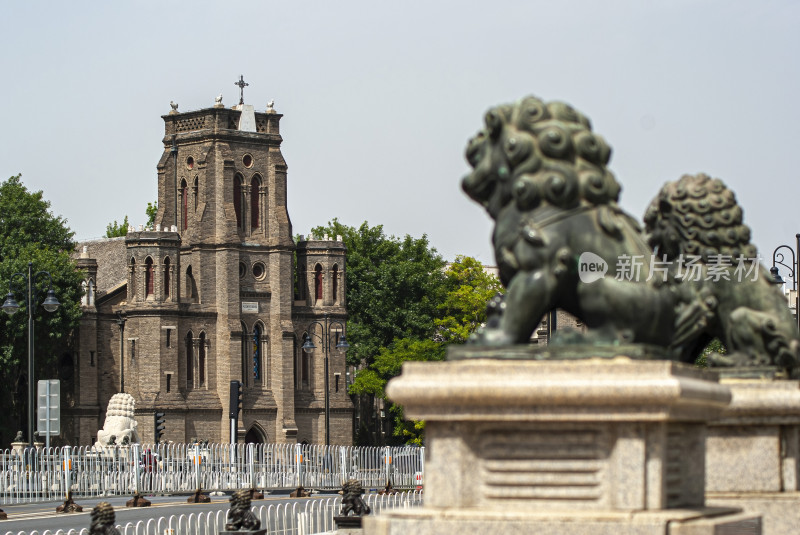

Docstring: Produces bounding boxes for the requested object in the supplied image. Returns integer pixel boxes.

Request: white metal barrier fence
[1,490,423,535]
[0,443,424,505]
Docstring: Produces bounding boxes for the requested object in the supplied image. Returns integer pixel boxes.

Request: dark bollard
[378,479,399,496]
[187,488,211,503]
[56,491,83,513]
[125,492,151,507]
[289,485,312,497]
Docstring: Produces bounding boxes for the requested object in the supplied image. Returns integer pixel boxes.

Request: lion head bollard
[89,502,120,535]
[335,479,371,530]
[221,489,265,535]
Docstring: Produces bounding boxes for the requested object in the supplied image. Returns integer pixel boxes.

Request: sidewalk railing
[1,489,423,535]
[0,443,424,505]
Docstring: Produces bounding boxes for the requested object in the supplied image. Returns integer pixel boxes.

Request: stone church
[68,92,352,445]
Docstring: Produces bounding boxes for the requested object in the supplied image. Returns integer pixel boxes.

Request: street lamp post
[771,234,800,333]
[302,315,349,445]
[116,312,126,393]
[2,263,61,447]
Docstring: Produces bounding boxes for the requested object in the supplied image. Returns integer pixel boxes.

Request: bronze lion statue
[340,479,371,517]
[224,489,262,532]
[463,95,799,371]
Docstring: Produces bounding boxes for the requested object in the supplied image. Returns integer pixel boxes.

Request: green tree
[146,201,158,228]
[349,337,446,446]
[0,175,84,444]
[436,256,504,343]
[310,219,448,368]
[105,200,157,238]
[311,220,503,445]
[105,215,129,238]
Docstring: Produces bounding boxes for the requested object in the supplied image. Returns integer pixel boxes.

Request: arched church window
[332,264,339,302]
[233,174,244,229]
[164,257,170,298]
[244,426,266,444]
[130,258,136,300]
[241,322,249,386]
[252,323,262,383]
[81,281,88,306]
[186,265,197,300]
[186,330,194,389]
[145,257,154,296]
[88,279,95,306]
[251,175,261,229]
[193,177,199,211]
[315,264,323,302]
[181,179,188,231]
[199,332,206,386]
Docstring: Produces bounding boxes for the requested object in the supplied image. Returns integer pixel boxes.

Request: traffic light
[229,381,243,419]
[154,412,166,442]
[229,381,243,444]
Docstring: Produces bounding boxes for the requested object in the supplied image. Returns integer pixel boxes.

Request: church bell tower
[145,82,301,443]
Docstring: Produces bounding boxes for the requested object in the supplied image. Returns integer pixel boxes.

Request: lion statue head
[462,95,621,219]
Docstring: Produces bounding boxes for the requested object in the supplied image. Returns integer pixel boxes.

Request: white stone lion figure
[95,393,140,448]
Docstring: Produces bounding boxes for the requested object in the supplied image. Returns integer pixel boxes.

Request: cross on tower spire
[234,75,249,105]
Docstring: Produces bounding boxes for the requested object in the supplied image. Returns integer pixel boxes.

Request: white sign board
[37,380,60,436]
[241,302,259,313]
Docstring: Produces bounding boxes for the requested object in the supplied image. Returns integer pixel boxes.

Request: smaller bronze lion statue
[340,479,371,517]
[90,502,120,535]
[225,489,261,531]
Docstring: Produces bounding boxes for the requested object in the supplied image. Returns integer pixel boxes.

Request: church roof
[73,237,127,294]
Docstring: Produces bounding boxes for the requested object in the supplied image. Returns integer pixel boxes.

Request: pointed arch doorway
[245,424,267,444]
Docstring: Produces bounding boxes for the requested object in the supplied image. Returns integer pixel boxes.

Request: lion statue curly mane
[463,95,799,371]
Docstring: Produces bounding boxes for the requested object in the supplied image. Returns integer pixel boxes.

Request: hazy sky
[1,1,798,274]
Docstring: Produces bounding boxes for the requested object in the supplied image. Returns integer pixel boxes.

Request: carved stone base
[187,489,210,503]
[56,495,83,513]
[126,493,151,507]
[367,357,762,535]
[365,507,761,535]
[220,530,266,535]
[335,515,364,529]
[706,378,800,534]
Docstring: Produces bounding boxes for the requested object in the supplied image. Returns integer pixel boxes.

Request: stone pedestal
[365,357,761,535]
[334,515,364,534]
[706,377,800,535]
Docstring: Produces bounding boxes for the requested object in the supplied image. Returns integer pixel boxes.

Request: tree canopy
[104,200,157,238]
[106,215,129,238]
[310,220,502,445]
[436,255,503,344]
[0,175,84,444]
[146,201,158,228]
[310,219,448,368]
